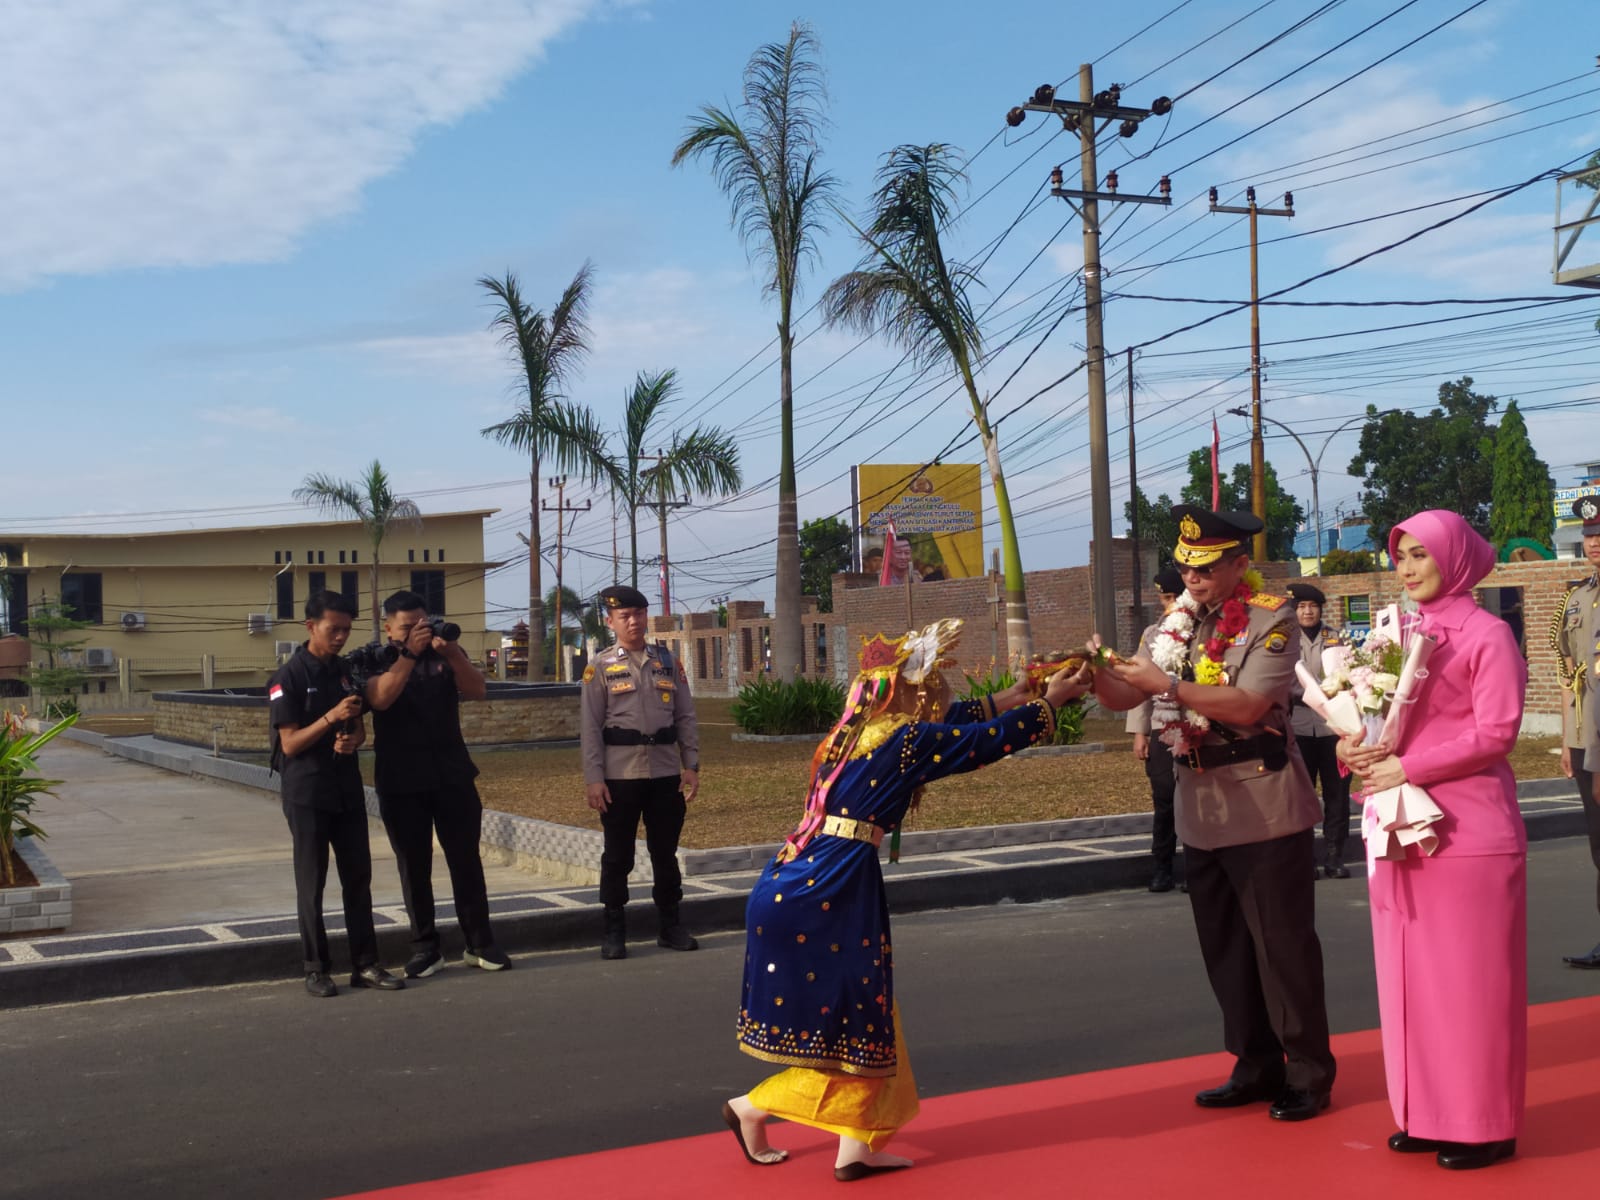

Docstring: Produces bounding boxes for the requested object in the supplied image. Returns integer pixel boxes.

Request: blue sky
[3,0,1597,625]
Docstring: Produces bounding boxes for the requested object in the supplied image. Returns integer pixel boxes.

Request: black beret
[1572,495,1600,534]
[599,585,649,611]
[1153,566,1184,595]
[1170,504,1264,566]
[1287,583,1325,607]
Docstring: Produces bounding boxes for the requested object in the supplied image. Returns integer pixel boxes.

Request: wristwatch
[1157,673,1181,703]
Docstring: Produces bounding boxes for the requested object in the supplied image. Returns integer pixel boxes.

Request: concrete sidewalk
[0,734,1590,1010]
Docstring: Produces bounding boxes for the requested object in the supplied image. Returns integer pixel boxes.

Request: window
[338,550,345,564]
[712,636,723,679]
[60,573,104,624]
[0,570,27,637]
[317,550,325,565]
[740,628,753,675]
[308,571,326,596]
[423,549,430,563]
[341,571,359,604]
[815,623,828,672]
[408,549,416,563]
[275,571,294,620]
[351,550,358,564]
[696,638,708,678]
[274,550,282,565]
[306,550,314,565]
[410,570,446,615]
[438,549,445,563]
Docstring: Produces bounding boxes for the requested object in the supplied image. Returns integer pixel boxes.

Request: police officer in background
[581,584,700,959]
[1092,507,1335,1123]
[1286,583,1352,880]
[269,589,404,998]
[361,590,509,978]
[1558,496,1600,968]
[1127,566,1185,892]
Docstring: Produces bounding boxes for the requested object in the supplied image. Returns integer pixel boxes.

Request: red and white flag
[1210,417,1221,509]
[658,558,670,614]
[268,683,284,702]
[879,518,897,587]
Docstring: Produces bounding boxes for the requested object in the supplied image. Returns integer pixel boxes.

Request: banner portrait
[854,464,984,583]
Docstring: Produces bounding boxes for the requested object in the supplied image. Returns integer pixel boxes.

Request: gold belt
[821,815,884,847]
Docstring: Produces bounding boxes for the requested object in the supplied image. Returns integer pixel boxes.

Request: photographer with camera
[359,589,509,978]
[269,589,404,999]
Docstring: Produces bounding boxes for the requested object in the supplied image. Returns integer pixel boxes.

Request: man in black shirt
[362,590,507,978]
[269,589,404,998]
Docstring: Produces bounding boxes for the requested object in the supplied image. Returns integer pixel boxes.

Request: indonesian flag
[658,558,669,613]
[1210,417,1221,509]
[268,684,284,702]
[879,517,897,587]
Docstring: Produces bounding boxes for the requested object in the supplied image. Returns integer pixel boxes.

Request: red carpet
[343,996,1600,1199]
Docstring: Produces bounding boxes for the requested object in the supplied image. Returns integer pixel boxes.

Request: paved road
[6,838,1599,1200]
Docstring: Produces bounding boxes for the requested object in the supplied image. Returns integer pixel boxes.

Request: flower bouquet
[1294,606,1442,862]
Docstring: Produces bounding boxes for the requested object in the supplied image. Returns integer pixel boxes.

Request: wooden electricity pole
[541,475,590,681]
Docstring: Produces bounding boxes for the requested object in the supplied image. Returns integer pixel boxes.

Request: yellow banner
[855,464,984,581]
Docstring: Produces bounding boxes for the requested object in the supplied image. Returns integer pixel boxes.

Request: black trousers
[283,800,378,974]
[1185,828,1337,1096]
[378,782,495,954]
[1574,748,1600,917]
[1296,734,1351,863]
[599,776,685,908]
[1145,739,1176,872]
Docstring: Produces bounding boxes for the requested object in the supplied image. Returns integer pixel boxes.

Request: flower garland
[1150,569,1265,753]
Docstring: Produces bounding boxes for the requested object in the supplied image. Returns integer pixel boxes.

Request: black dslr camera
[418,615,462,642]
[343,640,399,691]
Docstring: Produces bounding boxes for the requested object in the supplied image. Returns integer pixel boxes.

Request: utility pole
[638,452,689,617]
[1209,186,1294,560]
[1011,68,1171,643]
[1126,347,1141,625]
[541,475,591,681]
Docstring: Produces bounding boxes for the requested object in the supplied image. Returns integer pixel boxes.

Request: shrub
[959,666,1085,746]
[1,711,78,885]
[730,676,847,736]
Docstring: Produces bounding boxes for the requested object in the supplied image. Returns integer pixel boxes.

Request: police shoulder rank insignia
[1265,628,1290,654]
[582,665,595,683]
[1247,592,1287,611]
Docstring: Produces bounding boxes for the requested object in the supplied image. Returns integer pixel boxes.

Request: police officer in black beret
[1286,583,1352,880]
[580,585,701,959]
[1558,495,1600,968]
[1126,566,1186,891]
[1092,506,1335,1121]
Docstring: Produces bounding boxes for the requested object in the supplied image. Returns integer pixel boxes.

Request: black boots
[601,905,627,960]
[656,903,699,951]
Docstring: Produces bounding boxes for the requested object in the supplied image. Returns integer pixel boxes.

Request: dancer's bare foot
[723,1096,787,1165]
[834,1136,913,1180]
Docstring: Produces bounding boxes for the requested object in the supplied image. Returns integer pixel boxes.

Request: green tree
[542,584,603,679]
[672,22,837,682]
[479,266,614,682]
[823,143,1034,660]
[1124,488,1179,570]
[23,598,92,718]
[293,460,422,637]
[1348,377,1498,543]
[1489,400,1554,550]
[1320,548,1379,576]
[600,370,742,594]
[1127,452,1305,564]
[799,515,852,612]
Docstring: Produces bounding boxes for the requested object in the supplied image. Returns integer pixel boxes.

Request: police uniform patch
[582,665,595,683]
[608,679,637,694]
[1265,629,1289,653]
[1247,592,1288,611]
[660,691,672,704]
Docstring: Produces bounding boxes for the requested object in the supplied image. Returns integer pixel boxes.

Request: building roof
[0,509,499,541]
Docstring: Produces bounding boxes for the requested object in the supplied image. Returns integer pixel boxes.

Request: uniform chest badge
[660,690,672,704]
[608,679,637,695]
[1265,629,1290,654]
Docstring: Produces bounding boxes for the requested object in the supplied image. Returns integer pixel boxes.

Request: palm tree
[293,460,422,637]
[670,22,835,680]
[607,369,743,599]
[822,143,1033,661]
[542,583,597,680]
[479,266,613,682]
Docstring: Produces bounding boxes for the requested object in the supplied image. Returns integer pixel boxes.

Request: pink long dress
[1372,590,1527,1143]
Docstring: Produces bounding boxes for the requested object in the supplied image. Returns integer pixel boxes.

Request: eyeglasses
[1178,555,1244,580]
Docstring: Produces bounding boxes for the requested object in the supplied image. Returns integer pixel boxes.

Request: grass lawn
[441,697,1570,851]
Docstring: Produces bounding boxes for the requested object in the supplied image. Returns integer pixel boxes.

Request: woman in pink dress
[1340,509,1526,1171]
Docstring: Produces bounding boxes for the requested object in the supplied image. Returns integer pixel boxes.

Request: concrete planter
[0,838,71,934]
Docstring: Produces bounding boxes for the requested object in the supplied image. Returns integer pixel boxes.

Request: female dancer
[722,618,1091,1181]
[1341,509,1527,1170]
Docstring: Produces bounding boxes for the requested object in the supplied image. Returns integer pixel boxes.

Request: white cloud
[0,0,625,290]
[195,404,303,433]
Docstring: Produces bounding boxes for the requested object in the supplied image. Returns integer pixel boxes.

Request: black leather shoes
[304,971,337,998]
[1324,861,1351,879]
[464,947,512,971]
[350,965,405,991]
[1562,942,1600,968]
[404,949,443,979]
[1194,1078,1283,1108]
[1437,1139,1515,1170]
[1268,1088,1330,1121]
[1149,870,1175,893]
[1388,1130,1446,1153]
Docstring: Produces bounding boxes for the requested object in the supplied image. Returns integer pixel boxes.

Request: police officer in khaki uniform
[581,585,701,959]
[1286,583,1352,880]
[1559,496,1600,968]
[1127,566,1185,892]
[1092,506,1336,1122]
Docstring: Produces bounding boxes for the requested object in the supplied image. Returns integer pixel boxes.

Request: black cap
[1286,582,1325,607]
[1153,566,1184,595]
[1572,495,1600,535]
[1170,505,1264,567]
[599,585,649,611]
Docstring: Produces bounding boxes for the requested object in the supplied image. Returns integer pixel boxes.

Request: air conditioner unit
[85,647,115,668]
[120,611,147,631]
[245,613,271,635]
[273,640,297,657]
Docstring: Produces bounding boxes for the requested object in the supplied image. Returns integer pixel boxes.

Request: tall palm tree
[671,22,835,680]
[822,143,1033,661]
[607,369,743,599]
[542,583,597,680]
[479,265,612,682]
[293,460,422,637]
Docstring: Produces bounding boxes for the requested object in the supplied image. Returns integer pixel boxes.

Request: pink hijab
[1387,509,1496,611]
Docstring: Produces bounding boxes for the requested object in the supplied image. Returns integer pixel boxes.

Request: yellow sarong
[748,1005,919,1151]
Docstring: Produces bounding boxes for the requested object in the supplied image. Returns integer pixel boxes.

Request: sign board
[853,464,984,581]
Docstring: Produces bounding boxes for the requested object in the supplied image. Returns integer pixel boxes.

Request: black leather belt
[602,726,677,746]
[1182,734,1286,773]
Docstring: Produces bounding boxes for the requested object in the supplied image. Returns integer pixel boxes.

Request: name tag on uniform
[654,674,676,691]
[603,663,630,677]
[608,679,637,695]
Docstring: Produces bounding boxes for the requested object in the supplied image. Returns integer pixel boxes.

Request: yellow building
[0,511,500,703]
